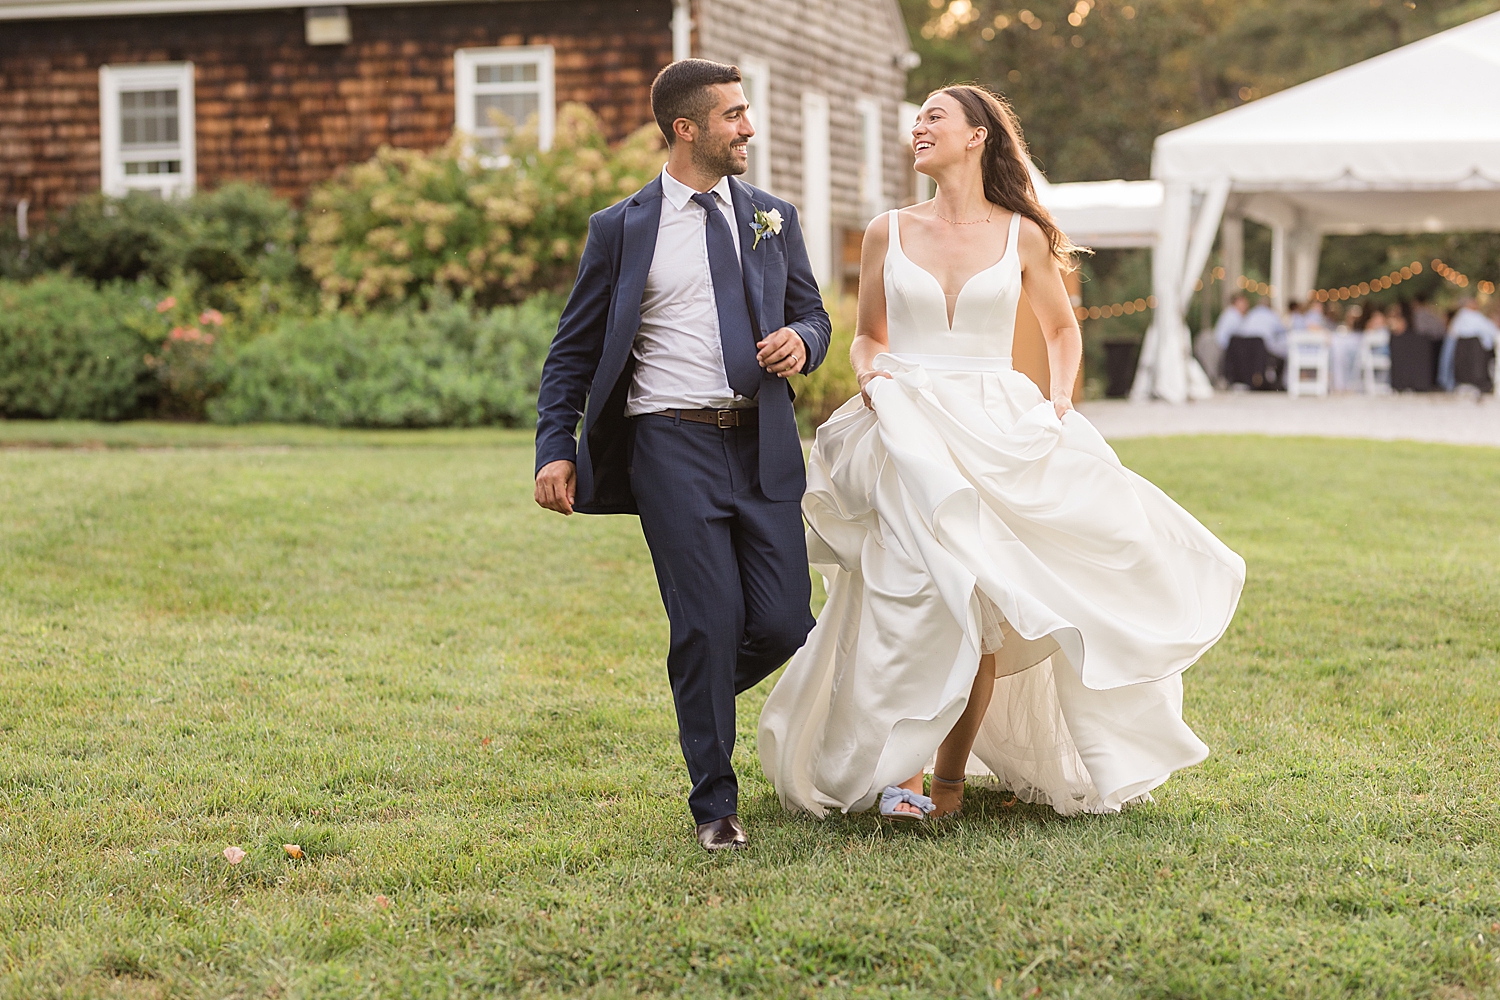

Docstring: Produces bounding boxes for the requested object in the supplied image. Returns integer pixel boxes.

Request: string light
[1075,296,1157,321]
[1310,261,1422,303]
[1075,259,1496,324]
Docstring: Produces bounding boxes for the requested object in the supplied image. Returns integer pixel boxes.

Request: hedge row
[0,275,560,427]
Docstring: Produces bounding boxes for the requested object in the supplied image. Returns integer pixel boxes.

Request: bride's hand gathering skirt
[757,357,1246,817]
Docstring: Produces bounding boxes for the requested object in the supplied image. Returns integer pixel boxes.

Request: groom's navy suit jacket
[534,174,832,514]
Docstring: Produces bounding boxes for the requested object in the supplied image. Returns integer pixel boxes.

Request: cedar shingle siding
[697,0,912,246]
[0,1,672,218]
[1,0,913,295]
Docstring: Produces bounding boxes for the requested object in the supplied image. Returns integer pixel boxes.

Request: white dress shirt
[626,168,753,417]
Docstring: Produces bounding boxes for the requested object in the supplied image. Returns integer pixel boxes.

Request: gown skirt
[758,354,1246,817]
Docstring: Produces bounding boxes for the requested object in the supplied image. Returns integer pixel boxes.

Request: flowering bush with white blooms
[302,104,665,311]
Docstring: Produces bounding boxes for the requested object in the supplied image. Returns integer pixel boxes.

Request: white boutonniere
[750,207,783,249]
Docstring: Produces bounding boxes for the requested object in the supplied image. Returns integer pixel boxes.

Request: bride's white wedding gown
[758,210,1245,817]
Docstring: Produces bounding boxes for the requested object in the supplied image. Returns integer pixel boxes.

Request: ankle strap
[931,774,966,786]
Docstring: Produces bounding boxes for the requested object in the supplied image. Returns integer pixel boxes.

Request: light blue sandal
[880,785,935,822]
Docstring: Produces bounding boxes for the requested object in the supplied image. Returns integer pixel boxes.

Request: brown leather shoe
[696,814,749,851]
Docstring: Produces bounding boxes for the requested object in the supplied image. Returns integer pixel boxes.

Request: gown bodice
[883,207,1023,362]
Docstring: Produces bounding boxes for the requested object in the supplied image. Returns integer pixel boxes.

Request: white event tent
[1130,10,1500,402]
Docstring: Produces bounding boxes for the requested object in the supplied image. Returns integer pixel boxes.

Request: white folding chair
[1286,332,1330,398]
[1360,328,1392,394]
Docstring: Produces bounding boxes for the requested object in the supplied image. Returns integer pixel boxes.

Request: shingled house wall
[694,0,914,284]
[0,0,672,221]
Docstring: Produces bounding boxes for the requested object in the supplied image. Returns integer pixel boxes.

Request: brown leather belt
[665,407,759,428]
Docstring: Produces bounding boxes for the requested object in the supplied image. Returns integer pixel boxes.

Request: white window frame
[901,100,934,203]
[739,55,771,192]
[800,90,831,287]
[454,45,556,159]
[856,95,885,218]
[99,62,195,198]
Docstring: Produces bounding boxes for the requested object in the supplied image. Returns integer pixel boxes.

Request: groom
[533,59,831,850]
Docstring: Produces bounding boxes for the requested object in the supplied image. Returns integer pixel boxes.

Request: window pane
[120,88,180,146]
[476,62,538,84]
[475,92,539,129]
[124,160,182,175]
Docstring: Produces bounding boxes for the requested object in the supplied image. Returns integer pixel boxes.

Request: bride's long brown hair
[936,84,1089,270]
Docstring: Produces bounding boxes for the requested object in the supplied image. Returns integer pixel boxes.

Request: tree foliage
[902,0,1500,183]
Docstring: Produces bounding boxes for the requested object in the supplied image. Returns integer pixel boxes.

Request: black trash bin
[1103,340,1140,398]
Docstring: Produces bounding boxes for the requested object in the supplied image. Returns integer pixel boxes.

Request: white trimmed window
[901,100,934,202]
[454,46,555,158]
[738,55,771,191]
[99,62,195,198]
[857,96,885,218]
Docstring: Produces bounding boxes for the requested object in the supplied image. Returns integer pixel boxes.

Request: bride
[757,86,1245,821]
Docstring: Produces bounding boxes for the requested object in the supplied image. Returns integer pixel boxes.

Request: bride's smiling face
[911,93,984,176]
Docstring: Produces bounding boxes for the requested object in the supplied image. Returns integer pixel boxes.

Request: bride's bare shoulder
[861,209,895,255]
[1014,213,1051,264]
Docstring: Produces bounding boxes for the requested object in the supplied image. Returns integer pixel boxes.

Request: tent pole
[1220,213,1243,308]
[1270,223,1288,313]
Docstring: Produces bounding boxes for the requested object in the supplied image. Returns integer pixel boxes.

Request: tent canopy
[1035,176,1163,249]
[1131,10,1500,402]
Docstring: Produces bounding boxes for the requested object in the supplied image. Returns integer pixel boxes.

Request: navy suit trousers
[630,412,816,824]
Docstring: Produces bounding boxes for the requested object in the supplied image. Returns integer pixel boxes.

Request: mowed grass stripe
[0,428,1498,998]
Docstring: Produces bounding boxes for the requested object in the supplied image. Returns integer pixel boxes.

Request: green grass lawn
[3,420,1500,999]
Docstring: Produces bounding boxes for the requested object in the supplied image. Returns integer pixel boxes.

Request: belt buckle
[715,409,735,428]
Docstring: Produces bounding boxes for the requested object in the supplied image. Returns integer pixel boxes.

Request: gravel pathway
[1078,391,1500,447]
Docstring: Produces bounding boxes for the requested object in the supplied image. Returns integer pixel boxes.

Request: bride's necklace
[935,204,994,226]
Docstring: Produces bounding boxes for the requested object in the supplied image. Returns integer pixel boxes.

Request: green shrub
[0,275,158,420]
[43,184,302,288]
[302,104,664,310]
[208,294,561,428]
[791,296,859,436]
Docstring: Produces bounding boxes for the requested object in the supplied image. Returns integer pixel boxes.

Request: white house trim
[99,61,195,198]
[0,0,562,18]
[800,90,831,287]
[738,54,770,192]
[856,95,885,219]
[454,45,555,156]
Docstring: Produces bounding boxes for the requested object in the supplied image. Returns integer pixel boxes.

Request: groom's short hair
[651,59,742,146]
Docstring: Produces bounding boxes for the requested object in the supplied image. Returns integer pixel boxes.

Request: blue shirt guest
[1241,300,1290,359]
[1214,292,1249,349]
[1438,299,1500,390]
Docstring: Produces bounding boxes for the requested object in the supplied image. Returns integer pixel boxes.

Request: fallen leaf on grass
[223,846,246,865]
[375,895,391,909]
[283,844,304,859]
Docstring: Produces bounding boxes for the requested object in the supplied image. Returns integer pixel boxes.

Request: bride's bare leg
[889,654,997,818]
[930,653,997,816]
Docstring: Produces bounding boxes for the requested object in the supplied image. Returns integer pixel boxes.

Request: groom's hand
[535,460,577,515]
[757,328,807,378]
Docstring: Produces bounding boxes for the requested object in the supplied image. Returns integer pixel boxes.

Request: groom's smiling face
[687,82,754,178]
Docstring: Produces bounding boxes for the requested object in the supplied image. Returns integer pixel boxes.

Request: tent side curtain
[1132,179,1223,403]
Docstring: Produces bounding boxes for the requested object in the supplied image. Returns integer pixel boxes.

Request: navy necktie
[690,191,761,399]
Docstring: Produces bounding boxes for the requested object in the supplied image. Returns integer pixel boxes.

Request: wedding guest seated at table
[1390,299,1440,391]
[1223,295,1285,390]
[1292,300,1330,332]
[1215,293,1249,349]
[1412,294,1447,341]
[1329,305,1374,392]
[1211,292,1248,386]
[1438,297,1500,392]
